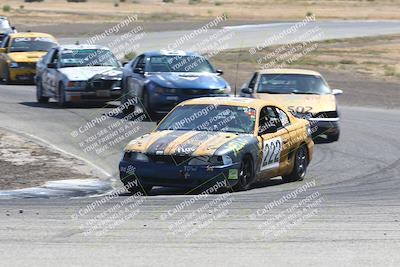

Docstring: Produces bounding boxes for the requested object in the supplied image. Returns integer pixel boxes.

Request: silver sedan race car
[35,44,122,107]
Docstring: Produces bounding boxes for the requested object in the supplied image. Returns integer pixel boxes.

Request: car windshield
[157,105,256,134]
[0,20,11,31]
[146,55,214,73]
[257,74,331,95]
[60,49,120,68]
[10,37,56,52]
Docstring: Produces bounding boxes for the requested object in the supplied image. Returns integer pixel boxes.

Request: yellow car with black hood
[119,97,314,194]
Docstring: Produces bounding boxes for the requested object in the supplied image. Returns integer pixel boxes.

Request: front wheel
[121,94,136,115]
[36,81,49,103]
[233,155,254,191]
[282,145,309,183]
[57,84,68,107]
[141,90,154,120]
[3,68,11,84]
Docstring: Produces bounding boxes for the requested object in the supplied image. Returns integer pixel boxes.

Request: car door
[36,48,53,94]
[277,107,306,155]
[126,54,146,100]
[257,106,291,179]
[42,49,59,96]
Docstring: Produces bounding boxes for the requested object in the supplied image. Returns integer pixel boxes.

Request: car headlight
[212,85,231,95]
[9,62,19,68]
[306,124,312,138]
[223,85,231,94]
[112,81,121,90]
[124,152,149,162]
[155,86,177,95]
[67,81,86,88]
[188,155,232,166]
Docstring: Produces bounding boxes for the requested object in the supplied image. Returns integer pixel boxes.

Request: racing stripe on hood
[169,131,219,155]
[192,132,240,156]
[125,130,173,152]
[163,131,205,155]
[146,131,190,154]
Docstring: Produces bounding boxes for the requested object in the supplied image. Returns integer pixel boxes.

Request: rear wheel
[36,80,49,103]
[282,145,308,182]
[233,155,254,191]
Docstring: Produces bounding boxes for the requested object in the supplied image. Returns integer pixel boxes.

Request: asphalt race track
[0,21,400,266]
[0,83,400,266]
[61,20,400,52]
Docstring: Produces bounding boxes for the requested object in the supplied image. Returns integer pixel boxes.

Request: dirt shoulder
[1,0,400,31]
[0,128,97,190]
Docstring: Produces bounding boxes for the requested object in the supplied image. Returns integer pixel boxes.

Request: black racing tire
[57,84,68,107]
[141,90,154,121]
[36,80,49,103]
[327,131,340,142]
[282,144,309,183]
[121,94,136,115]
[233,155,254,191]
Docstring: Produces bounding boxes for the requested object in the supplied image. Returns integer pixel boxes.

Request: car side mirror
[332,89,343,95]
[241,87,253,94]
[0,48,6,53]
[47,62,57,69]
[216,69,223,75]
[134,67,144,74]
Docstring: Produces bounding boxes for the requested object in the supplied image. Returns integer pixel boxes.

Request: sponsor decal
[228,169,238,180]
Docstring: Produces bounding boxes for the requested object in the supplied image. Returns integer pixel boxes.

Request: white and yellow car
[240,69,343,142]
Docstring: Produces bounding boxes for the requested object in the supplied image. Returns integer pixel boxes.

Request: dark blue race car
[120,50,231,117]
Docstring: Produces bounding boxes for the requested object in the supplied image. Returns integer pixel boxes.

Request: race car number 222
[261,137,282,171]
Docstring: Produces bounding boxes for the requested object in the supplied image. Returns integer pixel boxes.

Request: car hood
[59,66,121,81]
[147,72,228,89]
[125,130,249,157]
[255,93,337,113]
[8,52,47,63]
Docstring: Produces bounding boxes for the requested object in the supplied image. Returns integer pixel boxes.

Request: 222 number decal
[261,137,283,171]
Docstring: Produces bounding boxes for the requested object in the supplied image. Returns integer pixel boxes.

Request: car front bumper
[65,89,121,102]
[309,118,340,137]
[119,159,240,189]
[149,93,230,114]
[9,68,36,82]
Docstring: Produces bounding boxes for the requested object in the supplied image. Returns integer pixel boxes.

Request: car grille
[89,80,120,90]
[147,154,191,165]
[17,62,36,69]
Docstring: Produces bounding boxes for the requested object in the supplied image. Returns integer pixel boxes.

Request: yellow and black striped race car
[119,97,314,194]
